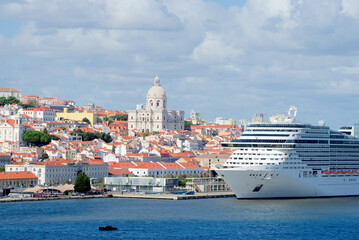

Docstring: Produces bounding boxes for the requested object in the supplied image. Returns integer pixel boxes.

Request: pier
[0,192,236,202]
[111,191,235,200]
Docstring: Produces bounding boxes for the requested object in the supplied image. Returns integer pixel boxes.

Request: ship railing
[321,170,359,176]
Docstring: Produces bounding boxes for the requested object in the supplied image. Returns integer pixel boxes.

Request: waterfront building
[56,108,98,126]
[5,160,108,186]
[0,171,38,188]
[128,76,184,133]
[0,88,21,99]
[109,161,203,177]
[104,176,178,193]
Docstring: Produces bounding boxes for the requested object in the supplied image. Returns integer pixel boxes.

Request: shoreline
[0,192,236,202]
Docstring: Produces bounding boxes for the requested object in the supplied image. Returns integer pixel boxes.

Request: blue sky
[1,0,359,129]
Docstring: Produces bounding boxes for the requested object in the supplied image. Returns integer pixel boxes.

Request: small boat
[99,225,118,231]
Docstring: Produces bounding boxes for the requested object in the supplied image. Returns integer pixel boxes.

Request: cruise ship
[214,106,359,199]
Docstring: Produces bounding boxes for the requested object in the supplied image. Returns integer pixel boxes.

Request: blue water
[1,197,359,239]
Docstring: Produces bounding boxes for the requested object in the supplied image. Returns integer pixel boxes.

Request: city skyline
[1,0,359,128]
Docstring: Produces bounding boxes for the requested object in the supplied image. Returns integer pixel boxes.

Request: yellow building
[56,108,98,126]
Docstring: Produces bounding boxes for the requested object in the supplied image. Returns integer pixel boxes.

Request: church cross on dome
[154,74,160,86]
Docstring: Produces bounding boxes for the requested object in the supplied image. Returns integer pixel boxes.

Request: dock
[0,192,236,202]
[0,195,107,203]
[112,191,236,200]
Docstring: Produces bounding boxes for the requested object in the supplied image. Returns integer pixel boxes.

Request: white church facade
[128,76,184,133]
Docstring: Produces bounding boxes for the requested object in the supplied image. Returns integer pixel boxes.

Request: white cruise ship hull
[215,168,359,199]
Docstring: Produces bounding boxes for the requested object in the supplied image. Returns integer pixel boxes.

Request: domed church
[128,76,184,133]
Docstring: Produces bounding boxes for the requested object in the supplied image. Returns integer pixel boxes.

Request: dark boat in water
[99,225,118,231]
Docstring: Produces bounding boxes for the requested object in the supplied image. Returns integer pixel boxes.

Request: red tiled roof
[0,88,20,92]
[0,171,37,180]
[108,168,133,176]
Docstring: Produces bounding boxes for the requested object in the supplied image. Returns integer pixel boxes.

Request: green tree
[6,96,21,105]
[70,128,112,143]
[50,135,60,141]
[0,166,5,172]
[74,172,91,193]
[82,117,91,125]
[22,130,52,146]
[41,152,49,160]
[111,114,128,121]
[43,128,48,135]
[0,97,7,106]
[178,174,187,187]
[141,131,150,138]
[20,103,36,109]
[184,120,192,127]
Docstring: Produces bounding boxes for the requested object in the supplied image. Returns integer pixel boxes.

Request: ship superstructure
[215,107,359,199]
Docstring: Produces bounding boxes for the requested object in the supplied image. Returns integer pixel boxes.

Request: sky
[1,0,359,129]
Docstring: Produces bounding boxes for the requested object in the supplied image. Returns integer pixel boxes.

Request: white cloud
[191,33,243,64]
[332,64,359,75]
[0,0,182,31]
[1,0,359,128]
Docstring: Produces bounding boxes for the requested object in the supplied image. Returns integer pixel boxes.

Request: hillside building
[128,76,184,133]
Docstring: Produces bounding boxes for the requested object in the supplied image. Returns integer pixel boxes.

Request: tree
[82,117,91,125]
[0,97,6,106]
[0,166,5,172]
[141,131,150,138]
[6,96,21,105]
[111,114,128,121]
[74,172,91,193]
[50,135,60,141]
[70,128,112,143]
[178,174,187,187]
[21,103,36,109]
[41,152,49,160]
[22,130,55,147]
[184,120,192,127]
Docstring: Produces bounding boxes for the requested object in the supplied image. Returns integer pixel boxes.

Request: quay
[0,192,236,202]
[0,194,107,203]
[111,191,236,200]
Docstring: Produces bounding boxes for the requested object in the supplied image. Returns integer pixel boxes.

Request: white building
[0,88,21,99]
[19,108,56,122]
[5,160,108,186]
[0,104,20,116]
[128,76,184,133]
[0,115,27,146]
[110,161,204,177]
[190,110,200,120]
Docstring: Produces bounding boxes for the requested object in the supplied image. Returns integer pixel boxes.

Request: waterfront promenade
[112,191,235,200]
[0,191,235,202]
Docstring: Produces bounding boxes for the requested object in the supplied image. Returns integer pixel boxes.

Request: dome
[146,76,167,99]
